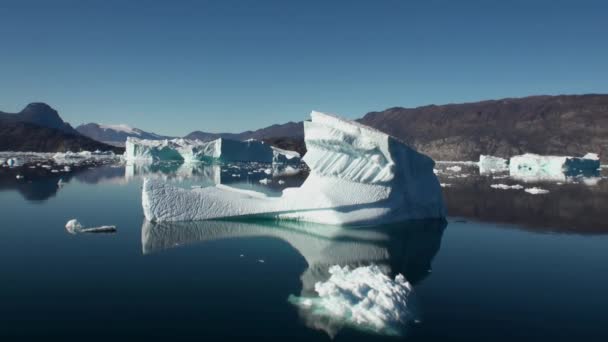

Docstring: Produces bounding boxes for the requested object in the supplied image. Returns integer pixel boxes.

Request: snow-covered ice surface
[142,111,445,225]
[509,153,600,182]
[288,265,413,336]
[125,137,298,164]
[65,219,116,234]
[479,155,509,174]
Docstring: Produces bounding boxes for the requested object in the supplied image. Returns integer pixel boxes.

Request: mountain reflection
[141,219,446,336]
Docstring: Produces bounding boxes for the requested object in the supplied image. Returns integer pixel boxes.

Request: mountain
[0,103,122,153]
[359,94,608,160]
[0,102,78,134]
[185,121,304,141]
[76,123,172,147]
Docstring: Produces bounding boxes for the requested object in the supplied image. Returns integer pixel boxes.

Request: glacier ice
[142,111,446,225]
[479,155,508,174]
[288,265,413,336]
[509,153,600,182]
[124,137,297,163]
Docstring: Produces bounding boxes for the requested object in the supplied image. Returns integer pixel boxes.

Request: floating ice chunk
[509,153,600,182]
[446,166,461,172]
[142,111,445,225]
[272,147,301,165]
[490,184,524,190]
[125,137,274,163]
[65,219,117,234]
[288,265,413,336]
[7,158,18,167]
[278,180,286,185]
[259,178,271,184]
[258,259,265,263]
[15,174,24,179]
[479,155,508,174]
[440,183,451,187]
[524,187,550,195]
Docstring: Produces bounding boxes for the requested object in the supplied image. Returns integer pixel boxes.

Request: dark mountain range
[0,103,122,153]
[76,123,172,147]
[359,94,608,160]
[185,121,304,141]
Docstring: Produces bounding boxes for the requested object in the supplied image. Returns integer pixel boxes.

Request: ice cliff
[142,111,445,225]
[124,137,296,163]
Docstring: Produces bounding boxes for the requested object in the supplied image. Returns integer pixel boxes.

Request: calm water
[1,160,607,341]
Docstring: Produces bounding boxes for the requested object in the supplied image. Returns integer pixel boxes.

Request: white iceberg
[142,111,445,225]
[288,264,413,336]
[509,153,600,182]
[478,155,508,174]
[124,137,280,163]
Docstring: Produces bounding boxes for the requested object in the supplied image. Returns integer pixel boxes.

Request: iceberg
[142,111,445,225]
[509,153,600,182]
[478,155,508,174]
[288,265,413,336]
[124,137,283,163]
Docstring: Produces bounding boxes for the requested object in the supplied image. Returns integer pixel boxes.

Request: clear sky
[1,0,607,136]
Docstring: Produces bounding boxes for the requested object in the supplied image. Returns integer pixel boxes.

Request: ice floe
[65,219,117,234]
[490,183,524,190]
[524,187,550,195]
[272,146,301,165]
[142,111,445,225]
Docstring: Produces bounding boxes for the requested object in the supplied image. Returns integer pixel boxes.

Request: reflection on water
[435,163,608,233]
[141,218,446,336]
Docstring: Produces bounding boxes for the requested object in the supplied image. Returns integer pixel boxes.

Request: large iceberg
[124,137,292,163]
[509,153,600,182]
[142,111,445,225]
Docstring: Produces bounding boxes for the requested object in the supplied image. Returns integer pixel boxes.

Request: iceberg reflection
[141,218,446,337]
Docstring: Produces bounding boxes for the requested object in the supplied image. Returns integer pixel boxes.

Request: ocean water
[1,160,607,341]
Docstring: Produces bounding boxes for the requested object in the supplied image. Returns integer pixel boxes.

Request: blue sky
[1,0,606,135]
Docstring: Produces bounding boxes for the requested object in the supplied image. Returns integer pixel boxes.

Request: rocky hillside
[185,121,303,141]
[0,103,122,153]
[359,94,608,160]
[0,103,78,134]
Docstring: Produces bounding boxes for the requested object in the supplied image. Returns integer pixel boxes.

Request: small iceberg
[272,146,301,165]
[490,183,524,190]
[288,264,414,336]
[479,155,508,174]
[142,111,445,225]
[65,219,117,234]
